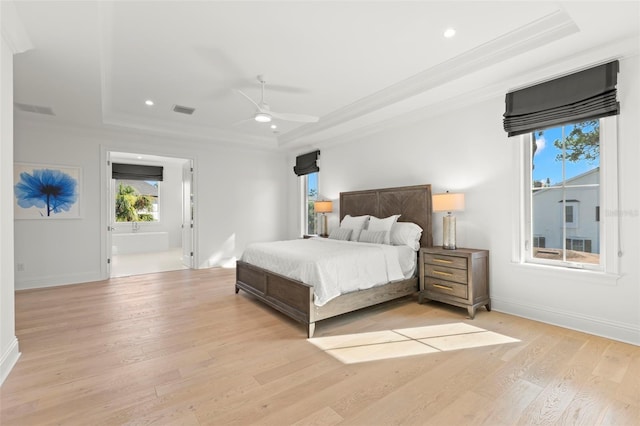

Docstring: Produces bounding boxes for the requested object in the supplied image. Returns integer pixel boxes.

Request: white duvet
[240,237,415,306]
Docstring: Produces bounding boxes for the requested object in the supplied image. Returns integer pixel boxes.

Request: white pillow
[358,230,388,244]
[340,215,370,241]
[328,227,353,241]
[367,215,400,244]
[390,221,423,251]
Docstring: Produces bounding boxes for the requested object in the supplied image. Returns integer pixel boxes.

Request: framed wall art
[14,163,81,219]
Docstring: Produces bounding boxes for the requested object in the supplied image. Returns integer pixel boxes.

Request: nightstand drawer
[425,264,468,284]
[424,253,467,270]
[424,278,468,299]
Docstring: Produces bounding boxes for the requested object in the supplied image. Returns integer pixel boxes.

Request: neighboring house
[117,179,158,199]
[532,168,600,253]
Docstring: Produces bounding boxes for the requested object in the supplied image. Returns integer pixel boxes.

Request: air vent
[14,102,55,116]
[172,105,195,115]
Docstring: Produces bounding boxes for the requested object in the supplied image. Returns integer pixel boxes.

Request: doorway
[106,151,194,278]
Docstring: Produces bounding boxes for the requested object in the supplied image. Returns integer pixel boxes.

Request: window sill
[510,261,621,286]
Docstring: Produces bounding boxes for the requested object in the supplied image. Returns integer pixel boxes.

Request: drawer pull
[433,270,453,277]
[434,284,453,291]
[432,258,453,264]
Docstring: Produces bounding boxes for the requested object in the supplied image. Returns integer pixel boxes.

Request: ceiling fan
[236,75,319,124]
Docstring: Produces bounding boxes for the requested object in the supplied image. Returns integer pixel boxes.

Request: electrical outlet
[16,263,25,272]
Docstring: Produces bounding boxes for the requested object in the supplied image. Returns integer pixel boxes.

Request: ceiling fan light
[254,112,272,123]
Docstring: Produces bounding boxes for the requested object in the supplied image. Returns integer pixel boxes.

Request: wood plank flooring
[1,268,638,425]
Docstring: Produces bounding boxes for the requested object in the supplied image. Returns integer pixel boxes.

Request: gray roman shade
[293,150,320,176]
[112,163,164,181]
[504,61,620,137]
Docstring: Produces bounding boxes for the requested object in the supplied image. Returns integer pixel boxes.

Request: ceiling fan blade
[235,89,263,111]
[232,117,256,127]
[270,111,319,123]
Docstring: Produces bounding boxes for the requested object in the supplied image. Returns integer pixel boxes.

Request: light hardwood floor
[1,268,638,425]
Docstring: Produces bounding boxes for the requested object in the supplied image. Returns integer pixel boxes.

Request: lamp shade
[314,200,333,213]
[432,193,465,212]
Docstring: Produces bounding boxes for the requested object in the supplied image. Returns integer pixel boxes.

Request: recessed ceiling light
[145,100,154,106]
[270,124,277,129]
[136,156,143,159]
[444,28,456,38]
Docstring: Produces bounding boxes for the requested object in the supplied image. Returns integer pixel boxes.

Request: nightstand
[418,247,490,319]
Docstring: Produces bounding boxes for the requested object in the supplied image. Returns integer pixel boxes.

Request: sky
[308,172,318,197]
[532,123,599,185]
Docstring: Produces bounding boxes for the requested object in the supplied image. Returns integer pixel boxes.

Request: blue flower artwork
[14,164,80,219]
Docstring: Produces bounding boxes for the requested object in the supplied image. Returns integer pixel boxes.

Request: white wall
[288,56,639,345]
[13,120,289,289]
[1,0,32,385]
[0,20,19,387]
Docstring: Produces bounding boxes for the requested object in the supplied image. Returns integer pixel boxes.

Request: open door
[104,158,115,278]
[182,160,194,268]
[103,154,114,278]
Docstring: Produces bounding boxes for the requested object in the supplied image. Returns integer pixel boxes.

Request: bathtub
[112,231,169,255]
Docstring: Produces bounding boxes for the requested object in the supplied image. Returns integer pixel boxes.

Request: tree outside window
[115,180,159,222]
[305,172,318,235]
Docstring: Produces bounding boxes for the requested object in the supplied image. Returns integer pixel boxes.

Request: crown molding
[307,84,505,150]
[15,111,284,156]
[278,9,579,147]
[101,111,278,149]
[291,34,640,152]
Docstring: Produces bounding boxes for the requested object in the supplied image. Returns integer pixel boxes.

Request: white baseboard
[491,297,640,346]
[0,336,21,386]
[15,272,103,290]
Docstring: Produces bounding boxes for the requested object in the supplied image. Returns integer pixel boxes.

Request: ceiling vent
[14,102,55,116]
[172,105,195,115]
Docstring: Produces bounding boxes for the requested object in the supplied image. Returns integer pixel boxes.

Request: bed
[235,184,433,337]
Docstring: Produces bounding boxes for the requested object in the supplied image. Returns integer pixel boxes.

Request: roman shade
[112,163,164,181]
[293,150,320,176]
[503,61,620,137]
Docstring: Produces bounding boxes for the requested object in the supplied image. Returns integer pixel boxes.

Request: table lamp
[314,200,333,237]
[432,192,465,250]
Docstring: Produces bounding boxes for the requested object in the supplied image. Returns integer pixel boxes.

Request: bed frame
[235,184,433,337]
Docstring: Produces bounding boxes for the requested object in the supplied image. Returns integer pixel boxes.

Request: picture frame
[13,163,82,219]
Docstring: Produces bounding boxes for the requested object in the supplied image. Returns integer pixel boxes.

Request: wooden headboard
[339,184,433,248]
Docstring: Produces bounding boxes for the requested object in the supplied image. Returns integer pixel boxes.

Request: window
[564,202,578,228]
[524,119,613,270]
[507,61,620,275]
[302,172,318,235]
[533,235,546,248]
[566,237,592,253]
[115,179,159,222]
[294,150,320,236]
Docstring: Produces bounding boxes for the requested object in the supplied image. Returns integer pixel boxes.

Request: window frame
[300,171,319,236]
[515,116,619,276]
